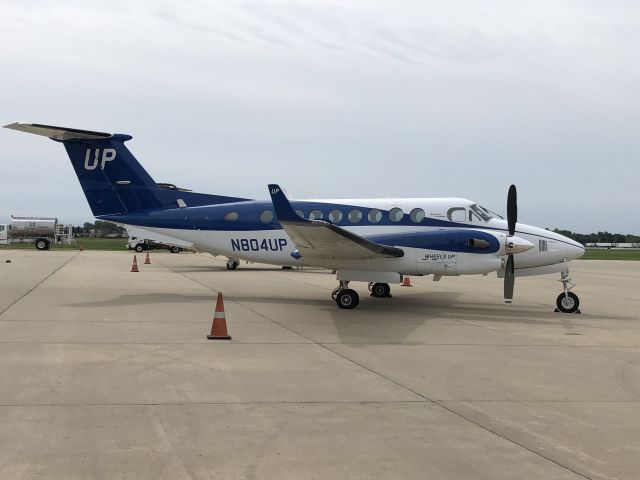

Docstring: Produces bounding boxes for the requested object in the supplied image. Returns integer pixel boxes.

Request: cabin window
[309,209,323,220]
[224,211,239,222]
[260,210,274,224]
[410,208,425,223]
[389,208,403,222]
[368,209,382,223]
[447,207,466,222]
[328,209,343,223]
[295,209,304,218]
[348,209,362,223]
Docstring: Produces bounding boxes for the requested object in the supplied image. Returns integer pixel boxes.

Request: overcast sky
[1,0,638,233]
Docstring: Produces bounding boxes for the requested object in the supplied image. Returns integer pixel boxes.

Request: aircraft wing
[268,184,404,261]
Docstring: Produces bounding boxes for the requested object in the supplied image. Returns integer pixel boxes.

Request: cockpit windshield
[470,204,500,222]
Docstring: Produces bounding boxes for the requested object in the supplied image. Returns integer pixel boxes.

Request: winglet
[268,184,306,223]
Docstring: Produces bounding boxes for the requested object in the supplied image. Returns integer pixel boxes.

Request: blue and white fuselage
[108,197,583,277]
[4,122,585,311]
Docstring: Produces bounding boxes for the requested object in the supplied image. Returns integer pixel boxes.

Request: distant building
[585,243,640,248]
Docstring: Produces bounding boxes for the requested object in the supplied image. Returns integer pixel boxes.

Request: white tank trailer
[0,216,71,250]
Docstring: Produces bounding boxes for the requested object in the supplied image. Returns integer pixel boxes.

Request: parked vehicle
[127,236,183,253]
[0,216,73,250]
[125,226,191,254]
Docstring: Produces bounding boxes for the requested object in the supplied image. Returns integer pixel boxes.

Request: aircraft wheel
[336,289,359,309]
[370,282,391,298]
[226,259,239,270]
[556,292,580,313]
[35,239,49,251]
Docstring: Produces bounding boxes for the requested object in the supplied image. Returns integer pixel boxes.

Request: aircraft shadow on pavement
[324,291,605,345]
[65,292,214,308]
[62,289,603,345]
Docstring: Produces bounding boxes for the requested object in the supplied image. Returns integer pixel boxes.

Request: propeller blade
[507,184,517,236]
[504,254,515,303]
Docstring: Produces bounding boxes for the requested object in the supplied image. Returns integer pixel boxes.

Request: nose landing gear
[555,270,581,313]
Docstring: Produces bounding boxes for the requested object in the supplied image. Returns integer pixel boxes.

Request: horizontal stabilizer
[4,122,112,140]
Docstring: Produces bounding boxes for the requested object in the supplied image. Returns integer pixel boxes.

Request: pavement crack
[0,252,79,318]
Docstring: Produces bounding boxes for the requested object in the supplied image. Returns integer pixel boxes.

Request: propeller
[507,184,517,236]
[504,254,515,303]
[504,184,517,304]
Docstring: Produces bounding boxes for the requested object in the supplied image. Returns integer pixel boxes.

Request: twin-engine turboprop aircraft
[5,123,585,311]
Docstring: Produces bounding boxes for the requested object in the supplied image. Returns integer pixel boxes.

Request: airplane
[5,122,585,312]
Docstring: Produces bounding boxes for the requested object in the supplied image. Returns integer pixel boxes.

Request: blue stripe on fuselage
[99,198,581,250]
[100,199,470,232]
[367,230,500,254]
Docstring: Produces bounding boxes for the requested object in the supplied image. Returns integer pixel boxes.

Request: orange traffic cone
[207,292,232,340]
[144,252,151,264]
[130,255,139,273]
[401,276,412,287]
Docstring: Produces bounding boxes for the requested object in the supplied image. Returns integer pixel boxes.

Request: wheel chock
[554,308,581,314]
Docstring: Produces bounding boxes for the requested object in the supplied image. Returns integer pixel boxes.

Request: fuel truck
[0,216,73,250]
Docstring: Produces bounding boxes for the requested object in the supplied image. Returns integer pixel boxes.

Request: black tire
[556,292,580,313]
[371,282,391,298]
[169,246,181,254]
[226,260,239,270]
[135,244,145,253]
[336,289,359,309]
[35,239,49,251]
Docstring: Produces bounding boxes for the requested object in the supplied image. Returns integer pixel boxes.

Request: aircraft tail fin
[4,123,246,217]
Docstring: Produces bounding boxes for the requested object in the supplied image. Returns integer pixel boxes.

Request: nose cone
[563,237,585,260]
[506,235,535,254]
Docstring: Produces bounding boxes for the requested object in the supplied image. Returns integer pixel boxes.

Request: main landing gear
[226,258,240,270]
[368,282,391,298]
[332,281,359,309]
[332,281,393,309]
[555,270,581,314]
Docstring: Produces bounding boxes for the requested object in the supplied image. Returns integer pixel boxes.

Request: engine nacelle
[412,229,505,276]
[415,249,503,276]
[455,254,503,275]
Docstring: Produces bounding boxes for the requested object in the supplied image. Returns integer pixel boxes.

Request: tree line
[72,221,127,237]
[552,229,640,245]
